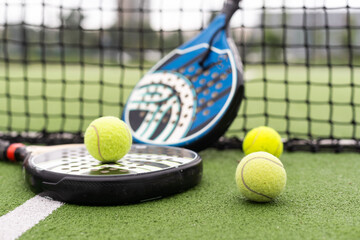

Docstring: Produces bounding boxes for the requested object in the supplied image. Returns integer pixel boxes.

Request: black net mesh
[0,0,360,151]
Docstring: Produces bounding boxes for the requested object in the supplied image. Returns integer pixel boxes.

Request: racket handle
[222,0,241,24]
[224,0,241,5]
[0,140,27,162]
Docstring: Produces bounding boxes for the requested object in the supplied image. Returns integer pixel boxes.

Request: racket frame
[123,0,244,151]
[0,141,202,205]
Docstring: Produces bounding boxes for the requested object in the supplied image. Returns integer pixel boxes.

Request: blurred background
[2,0,360,65]
[1,0,360,150]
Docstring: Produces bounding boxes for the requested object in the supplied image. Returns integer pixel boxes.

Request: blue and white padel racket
[123,0,244,151]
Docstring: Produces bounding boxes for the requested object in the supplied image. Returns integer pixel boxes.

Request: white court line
[0,195,64,240]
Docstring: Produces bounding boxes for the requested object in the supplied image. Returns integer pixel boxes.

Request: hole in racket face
[30,145,198,176]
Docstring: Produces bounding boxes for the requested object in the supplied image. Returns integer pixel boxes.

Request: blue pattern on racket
[123,0,244,151]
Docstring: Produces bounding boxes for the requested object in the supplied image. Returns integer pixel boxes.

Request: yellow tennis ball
[84,116,132,163]
[242,126,283,158]
[235,151,286,202]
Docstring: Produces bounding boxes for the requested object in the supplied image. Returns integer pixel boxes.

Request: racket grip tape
[222,0,241,25]
[0,140,26,162]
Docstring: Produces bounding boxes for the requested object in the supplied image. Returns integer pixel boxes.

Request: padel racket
[123,0,244,151]
[0,140,202,205]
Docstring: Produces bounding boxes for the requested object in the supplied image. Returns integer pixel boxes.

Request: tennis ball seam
[241,156,284,200]
[90,124,105,162]
[243,128,262,153]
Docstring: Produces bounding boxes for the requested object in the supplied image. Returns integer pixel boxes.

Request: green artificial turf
[1,150,359,240]
[0,161,34,216]
[1,63,360,239]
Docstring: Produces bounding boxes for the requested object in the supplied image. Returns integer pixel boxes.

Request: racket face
[123,14,244,151]
[24,144,202,205]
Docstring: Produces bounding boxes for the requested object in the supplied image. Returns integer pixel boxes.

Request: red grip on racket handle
[6,143,26,162]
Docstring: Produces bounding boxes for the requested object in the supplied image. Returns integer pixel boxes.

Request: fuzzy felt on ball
[235,151,287,202]
[242,126,283,158]
[84,116,132,163]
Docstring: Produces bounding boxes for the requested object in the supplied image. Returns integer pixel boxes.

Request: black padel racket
[123,0,244,151]
[0,140,202,205]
